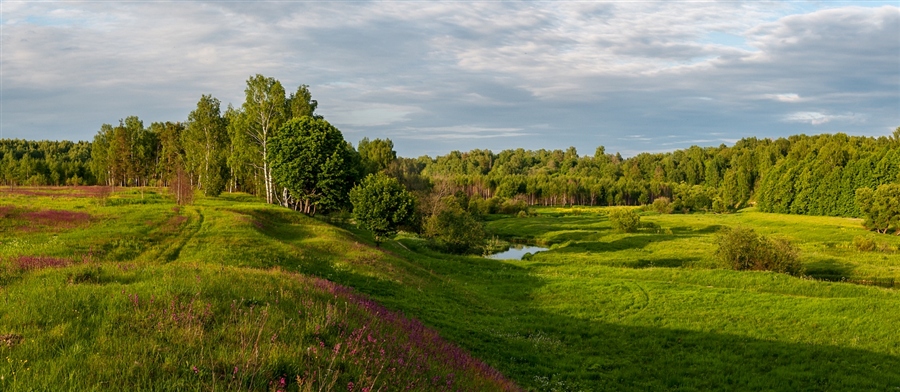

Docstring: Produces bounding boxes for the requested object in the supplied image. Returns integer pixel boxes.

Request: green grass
[2,190,900,390]
[0,189,516,391]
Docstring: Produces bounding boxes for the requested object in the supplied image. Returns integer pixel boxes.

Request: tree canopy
[350,173,415,245]
[269,117,358,215]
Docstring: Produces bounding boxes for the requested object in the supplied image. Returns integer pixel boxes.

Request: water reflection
[486,244,549,260]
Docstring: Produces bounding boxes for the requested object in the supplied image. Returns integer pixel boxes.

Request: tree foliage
[856,184,900,235]
[183,95,229,196]
[288,84,319,119]
[269,117,358,215]
[240,74,287,204]
[424,196,485,254]
[358,137,397,176]
[350,173,415,245]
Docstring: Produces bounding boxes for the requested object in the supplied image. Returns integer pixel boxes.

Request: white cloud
[326,103,422,127]
[763,94,802,102]
[783,111,861,125]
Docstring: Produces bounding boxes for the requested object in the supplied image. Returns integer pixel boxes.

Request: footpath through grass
[2,189,900,390]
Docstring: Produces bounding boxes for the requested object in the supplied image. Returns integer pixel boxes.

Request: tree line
[410,131,900,218]
[0,75,897,236]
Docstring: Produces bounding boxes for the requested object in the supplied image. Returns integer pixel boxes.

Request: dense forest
[1,74,898,230]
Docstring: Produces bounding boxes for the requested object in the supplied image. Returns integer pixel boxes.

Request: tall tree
[183,95,229,196]
[241,74,287,204]
[150,121,185,187]
[91,124,114,186]
[225,105,258,194]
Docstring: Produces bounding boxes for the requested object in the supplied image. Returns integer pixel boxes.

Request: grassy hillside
[3,187,900,391]
[0,187,516,391]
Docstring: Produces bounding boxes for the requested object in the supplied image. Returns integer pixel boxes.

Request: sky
[1,1,898,158]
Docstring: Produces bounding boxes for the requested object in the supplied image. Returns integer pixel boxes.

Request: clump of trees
[608,208,640,233]
[715,226,803,276]
[3,74,898,256]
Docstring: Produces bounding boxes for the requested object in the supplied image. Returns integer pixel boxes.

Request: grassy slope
[3,189,900,391]
[0,189,515,391]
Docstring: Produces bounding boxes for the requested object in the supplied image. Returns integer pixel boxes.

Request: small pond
[486,244,549,260]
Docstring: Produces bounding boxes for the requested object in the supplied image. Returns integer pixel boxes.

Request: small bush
[853,235,877,252]
[651,197,673,214]
[715,226,803,276]
[499,199,528,215]
[608,208,640,233]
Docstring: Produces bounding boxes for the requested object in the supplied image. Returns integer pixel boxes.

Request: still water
[486,244,549,260]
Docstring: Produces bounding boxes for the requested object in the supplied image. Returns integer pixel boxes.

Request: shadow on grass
[339,245,900,391]
[498,310,900,391]
[615,257,701,269]
[805,259,899,289]
[804,258,856,280]
[667,224,725,235]
[552,234,688,254]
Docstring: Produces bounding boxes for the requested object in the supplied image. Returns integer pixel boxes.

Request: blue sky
[1,1,898,157]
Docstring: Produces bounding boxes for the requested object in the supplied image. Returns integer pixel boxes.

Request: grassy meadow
[2,187,900,390]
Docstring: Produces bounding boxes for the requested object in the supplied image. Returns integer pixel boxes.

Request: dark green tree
[269,117,357,215]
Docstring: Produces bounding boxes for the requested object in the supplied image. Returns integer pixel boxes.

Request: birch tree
[241,74,286,204]
[183,95,228,196]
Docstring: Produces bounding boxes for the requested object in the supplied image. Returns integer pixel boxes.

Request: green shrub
[608,208,640,233]
[853,235,877,252]
[651,197,673,214]
[350,173,415,245]
[715,226,803,276]
[425,196,486,254]
[499,199,528,215]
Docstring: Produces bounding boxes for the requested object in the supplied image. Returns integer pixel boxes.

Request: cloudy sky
[1,1,898,157]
